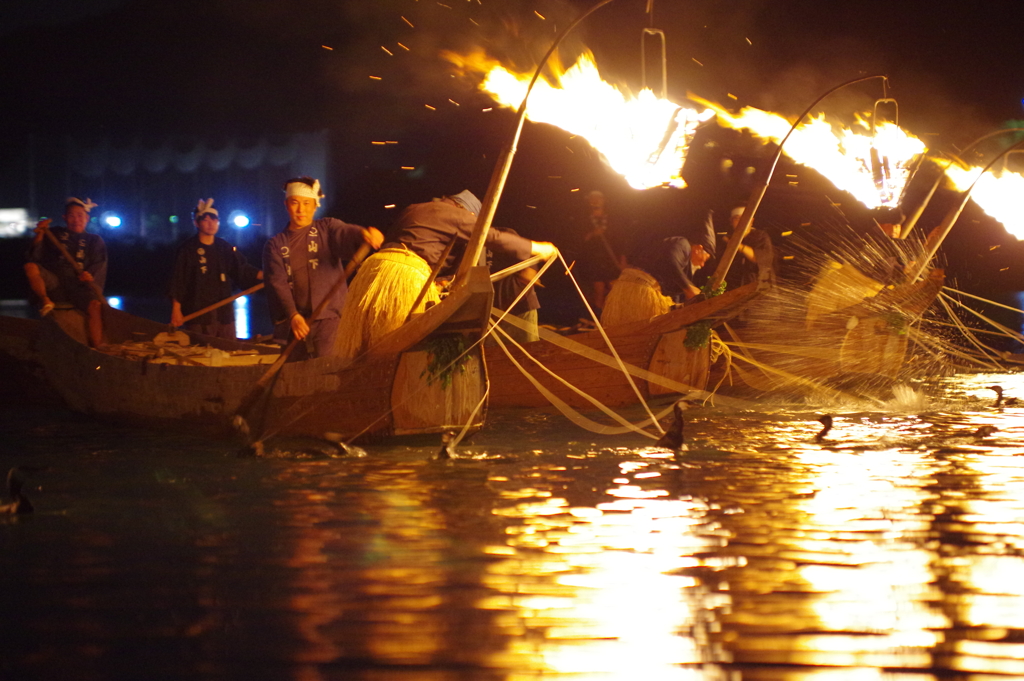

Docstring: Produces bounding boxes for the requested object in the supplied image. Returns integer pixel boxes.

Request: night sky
[2,0,1024,304]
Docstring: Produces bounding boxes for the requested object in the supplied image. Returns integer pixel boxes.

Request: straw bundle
[599,267,673,327]
[335,247,440,360]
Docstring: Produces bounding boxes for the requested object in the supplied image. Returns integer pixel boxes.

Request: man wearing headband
[263,176,384,360]
[600,210,716,327]
[24,197,108,347]
[335,189,557,360]
[169,198,262,339]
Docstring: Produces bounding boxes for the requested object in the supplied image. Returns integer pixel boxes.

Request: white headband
[285,179,323,206]
[195,198,218,218]
[66,197,98,213]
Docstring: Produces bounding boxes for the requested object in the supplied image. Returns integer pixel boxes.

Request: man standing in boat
[169,198,263,340]
[600,210,716,327]
[24,197,108,348]
[263,176,384,360]
[335,190,557,360]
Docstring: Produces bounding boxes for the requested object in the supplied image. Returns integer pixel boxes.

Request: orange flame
[695,97,927,209]
[446,50,713,189]
[945,164,1024,239]
[451,50,927,211]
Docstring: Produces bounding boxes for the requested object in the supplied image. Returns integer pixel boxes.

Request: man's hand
[531,241,558,259]
[33,219,51,243]
[290,313,310,340]
[171,303,184,328]
[364,227,385,249]
[78,271,94,283]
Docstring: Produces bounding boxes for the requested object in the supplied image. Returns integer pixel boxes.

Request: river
[3,367,1024,680]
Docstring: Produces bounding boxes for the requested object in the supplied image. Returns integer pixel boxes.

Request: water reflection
[5,373,1024,679]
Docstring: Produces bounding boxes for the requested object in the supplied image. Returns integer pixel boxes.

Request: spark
[425,104,436,110]
[385,204,396,209]
[727,93,737,100]
[401,166,415,170]
[990,245,1002,250]
[534,11,546,19]
[369,75,382,80]
[571,188,580,192]
[397,42,409,51]
[437,2,452,8]
[481,107,492,112]
[692,58,703,66]
[548,176,561,179]
[781,231,793,237]
[746,37,752,45]
[401,16,414,27]
[386,140,398,144]
[469,18,479,25]
[321,45,333,51]
[371,141,386,145]
[526,205,537,209]
[448,98,460,105]
[381,46,394,56]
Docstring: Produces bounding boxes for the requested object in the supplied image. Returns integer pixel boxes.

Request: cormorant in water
[814,414,833,442]
[655,402,685,450]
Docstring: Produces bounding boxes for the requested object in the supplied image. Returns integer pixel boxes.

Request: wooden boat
[0,314,60,403]
[716,264,945,396]
[35,266,495,442]
[486,277,766,410]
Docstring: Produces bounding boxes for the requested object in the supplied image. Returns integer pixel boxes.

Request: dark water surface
[3,372,1024,680]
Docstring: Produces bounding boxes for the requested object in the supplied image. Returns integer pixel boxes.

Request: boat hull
[36,268,495,442]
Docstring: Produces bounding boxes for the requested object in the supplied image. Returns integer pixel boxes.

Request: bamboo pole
[41,225,105,304]
[909,137,1024,283]
[455,0,618,283]
[706,74,888,292]
[177,283,264,327]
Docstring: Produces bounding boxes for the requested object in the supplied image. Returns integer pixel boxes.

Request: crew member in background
[572,190,623,313]
[726,205,776,289]
[263,176,384,360]
[491,227,542,345]
[24,197,107,347]
[336,190,556,360]
[600,210,716,327]
[169,198,263,339]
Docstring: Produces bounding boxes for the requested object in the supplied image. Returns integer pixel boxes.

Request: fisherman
[572,190,623,313]
[600,210,715,327]
[24,197,107,347]
[169,198,262,339]
[263,176,384,360]
[335,190,557,360]
[726,205,776,288]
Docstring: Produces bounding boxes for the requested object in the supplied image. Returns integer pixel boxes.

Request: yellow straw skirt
[599,267,673,327]
[335,247,440,360]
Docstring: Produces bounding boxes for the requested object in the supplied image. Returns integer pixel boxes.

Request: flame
[446,50,713,189]
[944,164,1024,240]
[698,97,927,209]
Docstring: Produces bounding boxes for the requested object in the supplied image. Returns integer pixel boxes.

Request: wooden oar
[405,238,457,323]
[41,225,105,304]
[177,282,264,327]
[235,241,372,422]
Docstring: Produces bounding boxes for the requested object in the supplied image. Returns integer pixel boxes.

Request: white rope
[490,325,666,438]
[935,292,1007,370]
[938,290,1024,344]
[494,308,755,409]
[942,286,1024,316]
[557,252,665,433]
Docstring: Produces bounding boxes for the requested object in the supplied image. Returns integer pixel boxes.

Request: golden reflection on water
[482,464,730,677]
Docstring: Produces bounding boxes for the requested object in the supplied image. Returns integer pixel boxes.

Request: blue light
[107,296,123,309]
[101,212,122,228]
[234,296,250,339]
[229,210,250,228]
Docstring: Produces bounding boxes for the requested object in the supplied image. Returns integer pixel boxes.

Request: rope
[942,286,1024,316]
[935,293,1006,370]
[493,308,755,409]
[557,252,665,432]
[490,326,665,438]
[938,291,1024,345]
